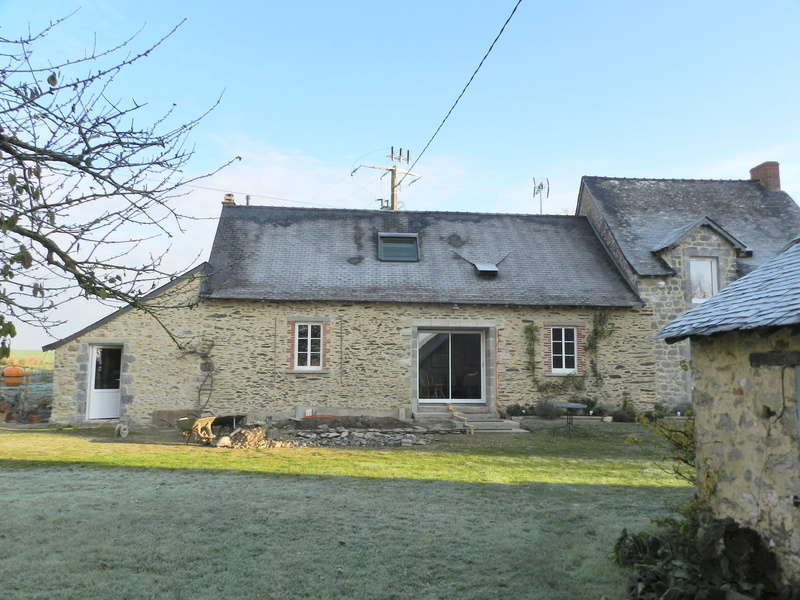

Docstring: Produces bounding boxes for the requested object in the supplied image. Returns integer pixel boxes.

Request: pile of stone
[217,424,460,450]
[222,427,302,449]
[294,428,431,447]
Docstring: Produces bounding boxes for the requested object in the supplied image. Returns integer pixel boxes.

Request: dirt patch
[288,415,412,430]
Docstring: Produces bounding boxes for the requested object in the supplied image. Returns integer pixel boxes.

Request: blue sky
[3,0,800,348]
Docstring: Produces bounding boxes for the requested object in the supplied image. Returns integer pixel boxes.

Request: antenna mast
[357,147,423,210]
[533,177,550,214]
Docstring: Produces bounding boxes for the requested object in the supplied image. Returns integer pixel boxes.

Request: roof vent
[473,262,500,277]
[452,250,510,278]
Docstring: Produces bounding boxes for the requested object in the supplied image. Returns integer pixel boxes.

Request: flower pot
[28,415,40,424]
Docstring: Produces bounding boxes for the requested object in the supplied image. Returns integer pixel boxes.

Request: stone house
[577,161,800,406]
[659,236,800,589]
[43,162,800,425]
[44,205,654,425]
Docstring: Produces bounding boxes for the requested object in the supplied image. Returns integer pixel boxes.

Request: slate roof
[579,177,800,277]
[659,238,800,342]
[651,216,750,255]
[203,205,642,307]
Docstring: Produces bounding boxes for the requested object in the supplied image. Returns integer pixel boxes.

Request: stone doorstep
[465,420,524,432]
[414,403,490,413]
[448,405,498,414]
[412,412,455,421]
[414,404,524,432]
[459,414,502,422]
[466,419,520,428]
[470,428,528,434]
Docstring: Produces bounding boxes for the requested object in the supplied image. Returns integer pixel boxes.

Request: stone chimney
[222,193,236,205]
[749,161,781,191]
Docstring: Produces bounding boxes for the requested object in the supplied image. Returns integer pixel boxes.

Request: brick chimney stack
[222,193,236,205]
[750,161,781,192]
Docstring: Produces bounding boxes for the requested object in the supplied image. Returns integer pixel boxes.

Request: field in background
[0,350,54,414]
[1,349,54,369]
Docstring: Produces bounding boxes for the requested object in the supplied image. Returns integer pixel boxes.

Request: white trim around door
[87,345,123,419]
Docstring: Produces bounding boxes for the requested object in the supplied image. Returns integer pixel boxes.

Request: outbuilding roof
[659,237,800,342]
[203,205,642,307]
[578,177,800,277]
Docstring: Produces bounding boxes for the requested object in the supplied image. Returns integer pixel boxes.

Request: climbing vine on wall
[179,337,216,413]
[523,323,539,375]
[523,323,586,397]
[585,310,614,383]
[523,310,615,398]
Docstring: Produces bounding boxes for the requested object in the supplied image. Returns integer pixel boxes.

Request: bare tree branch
[0,17,240,355]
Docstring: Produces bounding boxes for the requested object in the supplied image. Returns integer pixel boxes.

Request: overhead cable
[400,0,524,185]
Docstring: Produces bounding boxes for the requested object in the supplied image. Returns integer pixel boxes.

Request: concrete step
[415,404,450,413]
[413,412,454,421]
[448,404,495,414]
[466,419,524,432]
[416,403,492,413]
[414,404,524,432]
[460,414,502,422]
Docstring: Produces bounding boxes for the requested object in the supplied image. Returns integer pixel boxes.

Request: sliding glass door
[418,331,483,403]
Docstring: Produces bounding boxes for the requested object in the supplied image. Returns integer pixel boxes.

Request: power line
[183,183,341,208]
[400,0,524,185]
[179,148,396,209]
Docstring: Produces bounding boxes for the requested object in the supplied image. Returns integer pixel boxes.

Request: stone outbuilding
[660,237,800,589]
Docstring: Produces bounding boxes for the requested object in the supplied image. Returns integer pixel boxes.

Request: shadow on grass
[0,464,693,600]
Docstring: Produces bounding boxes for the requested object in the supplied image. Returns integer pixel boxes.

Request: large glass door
[418,331,483,403]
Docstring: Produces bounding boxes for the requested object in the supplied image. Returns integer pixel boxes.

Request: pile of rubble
[217,424,462,449]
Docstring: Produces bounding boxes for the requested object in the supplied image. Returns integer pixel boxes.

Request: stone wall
[643,226,738,406]
[579,187,744,408]
[49,273,211,424]
[51,276,657,424]
[620,226,737,408]
[690,329,800,587]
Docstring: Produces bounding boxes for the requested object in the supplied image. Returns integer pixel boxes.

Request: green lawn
[0,422,692,600]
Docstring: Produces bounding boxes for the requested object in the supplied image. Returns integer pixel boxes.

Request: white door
[87,346,122,419]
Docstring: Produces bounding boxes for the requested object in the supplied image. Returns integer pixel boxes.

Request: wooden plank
[749,352,800,367]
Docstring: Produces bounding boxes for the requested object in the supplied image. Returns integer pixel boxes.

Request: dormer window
[379,233,419,262]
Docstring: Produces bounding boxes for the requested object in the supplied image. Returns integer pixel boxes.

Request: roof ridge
[223,204,582,219]
[583,175,753,184]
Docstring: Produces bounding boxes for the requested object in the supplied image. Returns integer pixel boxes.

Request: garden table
[552,402,588,438]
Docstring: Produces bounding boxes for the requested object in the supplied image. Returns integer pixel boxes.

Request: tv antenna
[533,177,550,214]
[351,147,423,210]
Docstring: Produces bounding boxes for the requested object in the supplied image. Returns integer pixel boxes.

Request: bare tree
[0,16,237,355]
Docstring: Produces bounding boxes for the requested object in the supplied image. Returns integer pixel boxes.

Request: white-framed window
[378,232,419,261]
[550,326,578,374]
[689,257,718,303]
[295,322,323,370]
